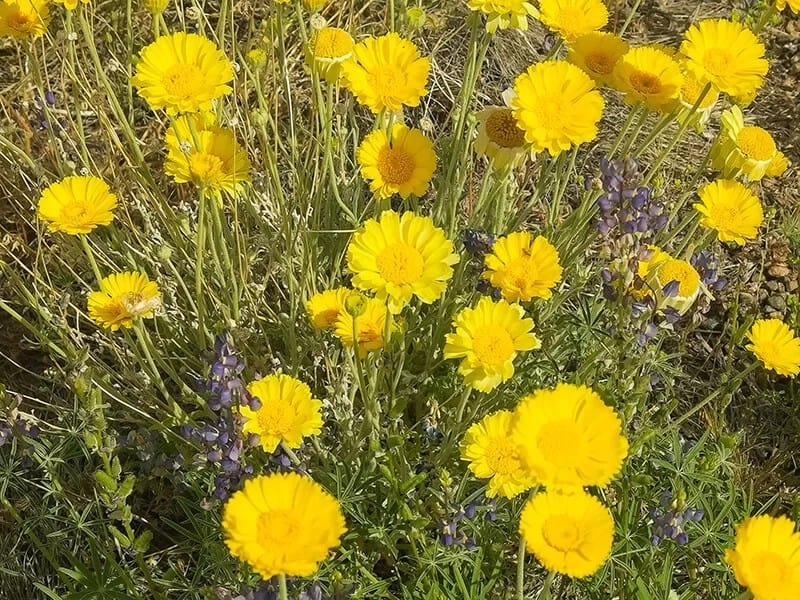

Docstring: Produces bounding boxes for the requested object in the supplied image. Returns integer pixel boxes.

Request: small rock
[788,279,799,293]
[765,280,781,292]
[768,295,787,312]
[767,264,791,279]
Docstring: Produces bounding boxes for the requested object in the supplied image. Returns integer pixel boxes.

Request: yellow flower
[650,256,702,315]
[766,151,789,177]
[164,114,251,200]
[519,489,614,578]
[746,319,800,377]
[302,0,325,10]
[341,32,430,114]
[776,0,800,13]
[307,26,354,83]
[333,295,397,358]
[567,32,629,87]
[356,124,437,200]
[443,297,540,393]
[37,175,118,236]
[0,0,49,39]
[306,287,355,330]
[512,60,604,156]
[674,64,719,129]
[346,210,459,314]
[460,410,536,498]
[680,19,768,99]
[52,0,86,11]
[241,374,323,453]
[712,106,782,181]
[483,232,562,302]
[725,514,800,600]
[474,106,529,170]
[246,47,267,67]
[88,272,161,331]
[612,46,684,111]
[694,179,763,245]
[131,32,234,115]
[222,472,346,580]
[141,0,168,14]
[466,0,538,34]
[538,0,608,41]
[511,383,628,490]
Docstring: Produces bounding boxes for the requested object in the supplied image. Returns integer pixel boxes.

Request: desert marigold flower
[37,175,118,236]
[131,32,234,115]
[334,295,397,358]
[612,46,684,111]
[141,0,168,14]
[240,374,323,453]
[567,32,629,87]
[474,106,529,170]
[725,514,800,600]
[87,271,161,331]
[746,319,800,377]
[766,151,789,177]
[346,210,459,314]
[460,410,536,498]
[466,0,538,34]
[650,255,702,315]
[443,297,540,393]
[222,472,346,580]
[341,32,430,114]
[776,0,800,13]
[512,60,604,156]
[673,64,718,129]
[694,179,763,245]
[538,0,608,41]
[712,106,783,181]
[520,489,614,578]
[512,383,628,489]
[680,19,768,99]
[307,26,354,83]
[306,287,356,330]
[483,232,562,302]
[302,0,325,10]
[0,0,49,38]
[356,124,437,200]
[164,114,251,200]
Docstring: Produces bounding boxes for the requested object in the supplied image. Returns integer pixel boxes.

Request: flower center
[256,400,295,437]
[257,509,302,547]
[485,109,526,148]
[534,96,563,129]
[60,201,91,224]
[485,438,520,474]
[736,126,776,162]
[703,48,733,78]
[504,256,535,291]
[369,66,407,97]
[314,28,353,59]
[376,147,416,185]
[162,64,206,100]
[9,12,34,32]
[542,514,582,552]
[709,203,741,231]
[536,420,586,468]
[586,51,615,75]
[376,243,425,284]
[657,259,700,297]
[629,70,663,95]
[749,552,791,587]
[189,152,225,183]
[471,325,515,366]
[681,74,716,108]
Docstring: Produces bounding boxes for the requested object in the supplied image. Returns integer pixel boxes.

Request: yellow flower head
[52,0,86,11]
[512,60,604,156]
[538,0,608,41]
[357,124,437,200]
[460,410,536,498]
[511,383,628,490]
[38,175,118,236]
[483,232,562,302]
[474,106,529,170]
[88,271,161,331]
[746,319,800,377]
[725,514,800,600]
[776,0,800,13]
[466,0,538,34]
[307,27,354,83]
[443,297,540,393]
[347,210,459,314]
[712,106,782,181]
[222,472,346,580]
[680,19,768,99]
[333,295,397,358]
[674,64,719,129]
[131,32,234,115]
[0,0,49,39]
[567,32,629,87]
[141,0,169,14]
[302,0,325,10]
[766,151,789,178]
[650,256,702,315]
[241,374,323,453]
[306,287,356,330]
[694,179,763,245]
[520,489,614,578]
[341,32,430,114]
[612,46,684,111]
[164,114,251,200]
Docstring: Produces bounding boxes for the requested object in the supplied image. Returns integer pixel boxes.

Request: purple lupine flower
[650,489,704,546]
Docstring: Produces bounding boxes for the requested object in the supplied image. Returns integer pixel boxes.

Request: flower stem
[80,235,103,284]
[196,188,209,348]
[515,535,526,600]
[538,571,556,600]
[278,574,288,600]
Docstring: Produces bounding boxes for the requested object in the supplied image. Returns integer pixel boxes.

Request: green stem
[753,4,775,34]
[80,235,103,284]
[196,189,209,347]
[455,387,472,423]
[607,104,642,160]
[278,574,288,600]
[673,363,758,428]
[538,571,556,600]
[618,0,644,36]
[516,535,526,600]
